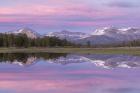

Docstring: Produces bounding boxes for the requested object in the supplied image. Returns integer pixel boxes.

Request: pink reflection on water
[0,69,131,93]
[0,78,121,93]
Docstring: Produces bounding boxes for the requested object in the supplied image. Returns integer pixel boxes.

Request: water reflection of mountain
[0,53,67,66]
[0,53,140,69]
[48,54,140,69]
[84,54,140,68]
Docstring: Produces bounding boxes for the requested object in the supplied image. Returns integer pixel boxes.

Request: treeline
[117,40,140,47]
[1,33,140,48]
[0,33,75,47]
[105,40,140,47]
[85,40,140,48]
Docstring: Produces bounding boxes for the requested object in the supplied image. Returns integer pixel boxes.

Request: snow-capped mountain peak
[92,27,140,36]
[92,27,119,35]
[46,30,90,40]
[7,28,40,39]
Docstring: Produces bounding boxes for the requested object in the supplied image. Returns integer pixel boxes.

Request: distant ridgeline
[0,33,75,47]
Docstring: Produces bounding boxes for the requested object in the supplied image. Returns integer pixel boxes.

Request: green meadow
[0,47,140,55]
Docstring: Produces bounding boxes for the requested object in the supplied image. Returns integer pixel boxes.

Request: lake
[0,53,140,93]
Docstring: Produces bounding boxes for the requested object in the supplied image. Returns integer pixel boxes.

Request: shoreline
[0,47,139,55]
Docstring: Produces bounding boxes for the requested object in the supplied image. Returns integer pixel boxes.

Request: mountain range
[5,27,140,45]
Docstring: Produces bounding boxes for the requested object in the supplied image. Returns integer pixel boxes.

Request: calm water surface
[0,53,140,93]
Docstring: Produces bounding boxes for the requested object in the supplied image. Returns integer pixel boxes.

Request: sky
[0,0,140,34]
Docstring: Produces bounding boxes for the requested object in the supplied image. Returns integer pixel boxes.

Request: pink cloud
[0,4,124,19]
[0,3,127,28]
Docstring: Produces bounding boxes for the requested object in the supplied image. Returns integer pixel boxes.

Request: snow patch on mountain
[92,27,140,36]
[7,28,40,39]
[46,30,90,40]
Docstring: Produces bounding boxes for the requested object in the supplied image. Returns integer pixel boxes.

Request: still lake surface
[0,53,140,93]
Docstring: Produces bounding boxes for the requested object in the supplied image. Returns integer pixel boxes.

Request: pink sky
[0,0,140,33]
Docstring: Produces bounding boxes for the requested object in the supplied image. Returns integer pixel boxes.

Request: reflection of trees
[0,53,67,64]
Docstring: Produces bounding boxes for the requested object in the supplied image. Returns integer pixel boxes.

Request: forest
[0,33,140,48]
[0,33,74,47]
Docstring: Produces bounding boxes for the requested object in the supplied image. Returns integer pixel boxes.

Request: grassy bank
[0,47,140,55]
